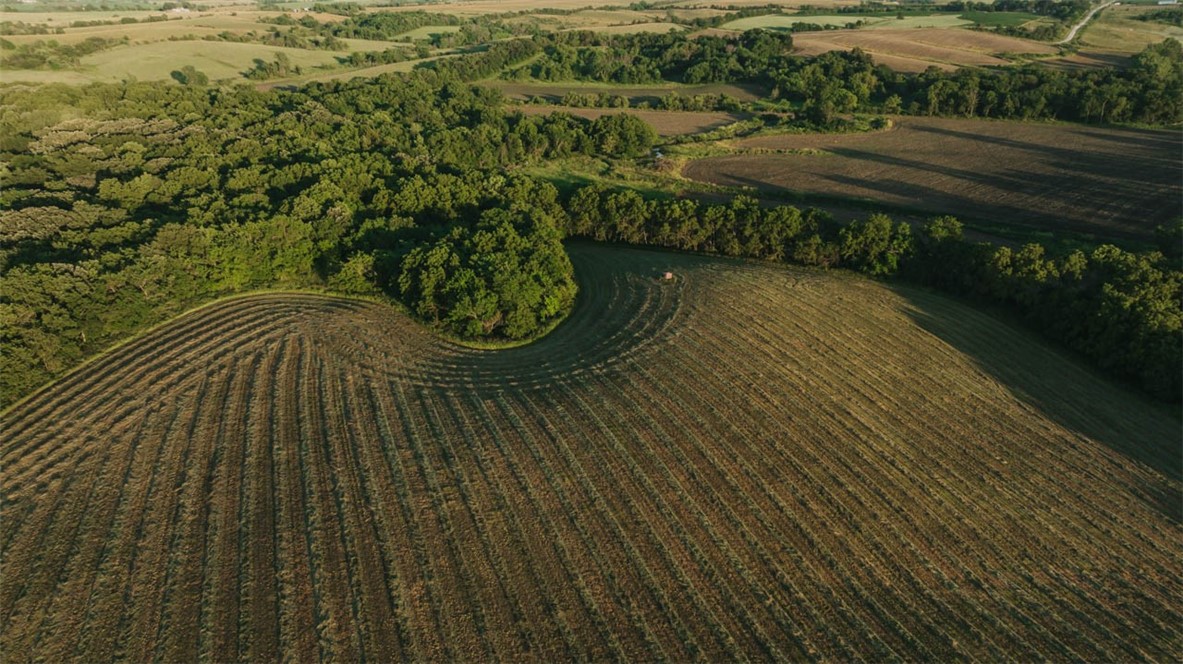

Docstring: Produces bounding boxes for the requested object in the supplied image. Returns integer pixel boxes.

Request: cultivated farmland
[3,244,1180,662]
[789,28,1058,71]
[683,116,1183,241]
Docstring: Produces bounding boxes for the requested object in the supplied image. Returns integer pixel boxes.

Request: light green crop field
[1079,6,1183,53]
[340,37,403,52]
[959,10,1045,27]
[395,24,463,40]
[0,40,344,84]
[870,15,976,29]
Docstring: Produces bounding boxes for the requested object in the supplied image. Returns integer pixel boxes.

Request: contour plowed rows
[2,244,1180,662]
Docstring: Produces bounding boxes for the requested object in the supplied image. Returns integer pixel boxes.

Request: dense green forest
[1,31,1180,407]
[511,31,1183,125]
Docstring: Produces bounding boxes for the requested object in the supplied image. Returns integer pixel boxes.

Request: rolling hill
[2,244,1180,661]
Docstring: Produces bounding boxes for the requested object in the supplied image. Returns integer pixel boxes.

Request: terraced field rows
[2,244,1180,661]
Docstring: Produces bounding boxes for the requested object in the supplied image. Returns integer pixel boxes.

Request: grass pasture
[1078,4,1183,53]
[514,105,744,136]
[959,10,1046,28]
[64,40,343,83]
[2,244,1179,661]
[395,24,463,40]
[682,116,1182,242]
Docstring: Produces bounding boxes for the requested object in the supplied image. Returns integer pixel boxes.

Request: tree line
[509,30,1182,126]
[561,187,1183,401]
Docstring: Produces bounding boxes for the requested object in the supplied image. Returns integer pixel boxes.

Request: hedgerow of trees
[561,186,1182,401]
[509,31,1183,125]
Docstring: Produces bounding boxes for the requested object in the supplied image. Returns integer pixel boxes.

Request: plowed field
[3,244,1180,662]
[683,116,1183,241]
[791,28,1058,71]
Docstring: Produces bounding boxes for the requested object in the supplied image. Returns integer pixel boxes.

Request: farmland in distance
[3,244,1179,662]
[682,116,1183,242]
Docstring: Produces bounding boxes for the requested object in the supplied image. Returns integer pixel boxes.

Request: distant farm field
[3,244,1180,661]
[395,24,463,40]
[1079,5,1183,53]
[791,28,1058,71]
[515,105,744,136]
[959,10,1046,27]
[5,40,343,84]
[0,16,274,46]
[723,14,973,30]
[683,117,1182,241]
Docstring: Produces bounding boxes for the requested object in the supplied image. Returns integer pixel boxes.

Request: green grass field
[55,40,343,83]
[1079,5,1183,52]
[959,10,1044,27]
[395,24,463,40]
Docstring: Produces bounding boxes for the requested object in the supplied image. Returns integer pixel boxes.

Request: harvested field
[514,105,744,136]
[3,244,1181,662]
[792,28,1057,70]
[0,17,273,46]
[683,116,1183,241]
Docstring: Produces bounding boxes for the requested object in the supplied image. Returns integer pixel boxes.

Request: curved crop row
[1,244,1179,662]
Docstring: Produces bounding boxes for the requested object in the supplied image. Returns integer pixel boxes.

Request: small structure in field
[662,271,674,281]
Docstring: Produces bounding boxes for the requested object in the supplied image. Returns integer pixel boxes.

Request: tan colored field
[0,8,346,46]
[62,40,341,83]
[0,17,263,46]
[683,116,1182,241]
[515,105,743,136]
[792,28,1057,71]
[3,244,1179,661]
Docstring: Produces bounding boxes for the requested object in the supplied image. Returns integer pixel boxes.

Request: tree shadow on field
[894,285,1182,524]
